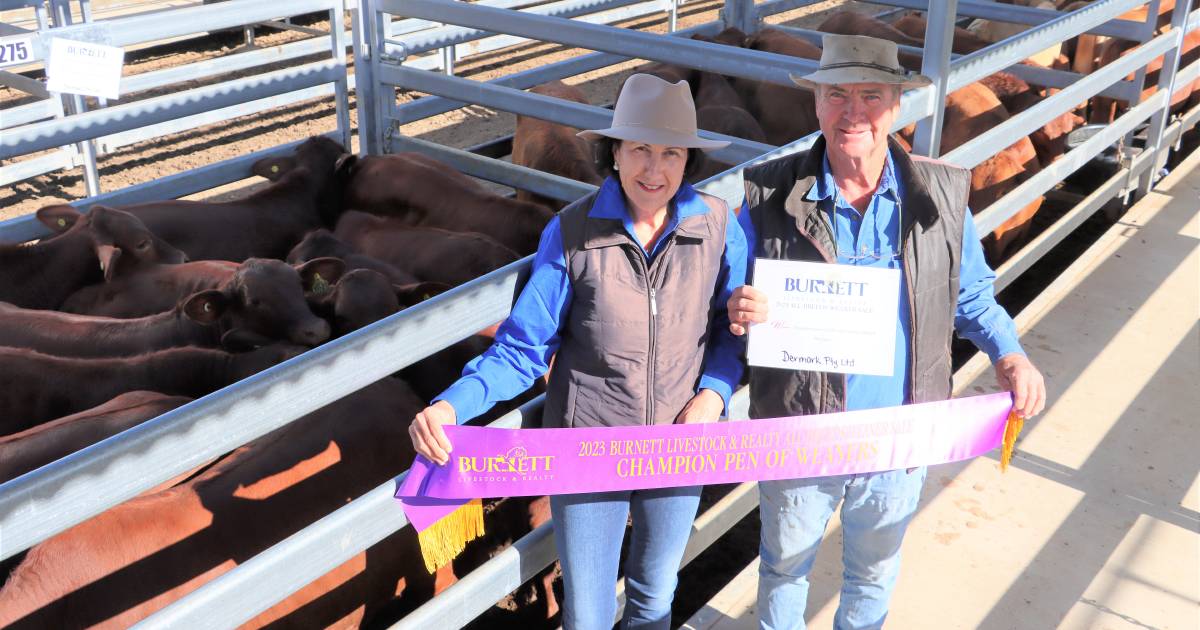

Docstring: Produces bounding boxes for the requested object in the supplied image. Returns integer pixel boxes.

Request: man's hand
[675,389,726,424]
[409,400,457,465]
[727,285,769,336]
[994,353,1046,418]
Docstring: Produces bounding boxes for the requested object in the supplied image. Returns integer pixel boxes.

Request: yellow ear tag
[311,272,331,295]
[422,293,431,301]
[270,164,279,174]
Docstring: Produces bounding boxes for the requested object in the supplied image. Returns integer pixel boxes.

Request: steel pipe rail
[381,0,819,87]
[869,0,1147,41]
[0,257,531,560]
[380,64,776,164]
[948,0,1151,92]
[972,88,1170,237]
[132,395,545,630]
[0,60,338,160]
[944,27,1178,169]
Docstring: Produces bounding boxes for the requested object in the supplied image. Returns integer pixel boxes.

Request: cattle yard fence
[0,0,1197,627]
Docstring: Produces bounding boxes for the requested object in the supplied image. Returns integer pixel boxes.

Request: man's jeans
[551,486,702,630]
[757,467,928,630]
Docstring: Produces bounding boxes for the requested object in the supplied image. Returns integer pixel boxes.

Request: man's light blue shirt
[437,177,748,422]
[737,149,1024,412]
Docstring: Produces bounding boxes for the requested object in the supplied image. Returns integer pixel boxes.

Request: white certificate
[747,258,901,376]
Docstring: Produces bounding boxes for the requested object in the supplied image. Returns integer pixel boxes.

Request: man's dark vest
[742,136,970,420]
[542,189,729,428]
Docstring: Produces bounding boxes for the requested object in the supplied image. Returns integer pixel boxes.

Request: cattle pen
[0,0,1197,627]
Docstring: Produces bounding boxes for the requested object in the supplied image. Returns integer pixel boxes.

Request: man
[727,35,1046,630]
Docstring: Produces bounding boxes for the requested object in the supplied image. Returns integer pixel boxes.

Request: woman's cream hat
[791,34,932,90]
[577,73,729,151]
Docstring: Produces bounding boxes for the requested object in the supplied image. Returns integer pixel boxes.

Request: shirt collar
[588,176,706,220]
[805,147,900,203]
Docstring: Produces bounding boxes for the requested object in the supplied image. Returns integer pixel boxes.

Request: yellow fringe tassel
[1000,410,1024,473]
[416,498,485,573]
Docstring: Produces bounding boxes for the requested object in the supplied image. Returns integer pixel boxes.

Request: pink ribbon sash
[397,393,1013,531]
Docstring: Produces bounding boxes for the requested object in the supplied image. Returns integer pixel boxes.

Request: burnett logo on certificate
[747,258,901,375]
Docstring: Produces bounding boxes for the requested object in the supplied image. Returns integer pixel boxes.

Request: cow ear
[36,204,82,232]
[297,257,346,295]
[251,156,296,181]
[96,244,122,282]
[394,281,452,307]
[334,153,358,176]
[183,290,230,324]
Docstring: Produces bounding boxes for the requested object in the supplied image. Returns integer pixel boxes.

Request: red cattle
[512,81,603,212]
[286,228,420,286]
[1090,27,1200,124]
[0,391,189,485]
[691,70,769,181]
[305,268,449,338]
[892,13,995,55]
[739,28,823,146]
[979,71,1084,166]
[0,205,185,310]
[61,257,341,349]
[335,211,521,287]
[0,379,455,629]
[0,343,302,434]
[49,136,353,262]
[339,152,555,255]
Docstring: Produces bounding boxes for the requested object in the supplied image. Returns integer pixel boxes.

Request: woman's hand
[409,400,457,465]
[675,389,726,424]
[727,285,768,336]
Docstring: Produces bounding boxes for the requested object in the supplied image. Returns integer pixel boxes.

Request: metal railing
[1,0,1197,628]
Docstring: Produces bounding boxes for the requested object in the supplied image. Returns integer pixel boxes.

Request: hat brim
[789,67,933,91]
[577,125,730,151]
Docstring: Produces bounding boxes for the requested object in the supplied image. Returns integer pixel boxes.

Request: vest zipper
[645,237,676,425]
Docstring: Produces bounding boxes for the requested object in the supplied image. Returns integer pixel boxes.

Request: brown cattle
[892,13,995,55]
[979,71,1084,165]
[0,205,186,310]
[59,136,352,262]
[0,343,302,434]
[305,268,449,338]
[689,69,769,181]
[740,28,823,146]
[0,391,189,485]
[335,211,521,287]
[0,378,457,629]
[61,258,341,349]
[287,228,420,286]
[512,81,603,212]
[903,82,1045,261]
[1090,27,1200,124]
[820,11,922,48]
[0,299,227,358]
[339,152,555,255]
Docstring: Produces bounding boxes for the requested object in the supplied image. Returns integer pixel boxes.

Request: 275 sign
[0,36,36,68]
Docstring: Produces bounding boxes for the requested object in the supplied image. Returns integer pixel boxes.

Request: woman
[408,73,747,629]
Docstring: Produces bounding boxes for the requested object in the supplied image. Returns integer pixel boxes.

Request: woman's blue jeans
[550,486,702,630]
[757,466,928,630]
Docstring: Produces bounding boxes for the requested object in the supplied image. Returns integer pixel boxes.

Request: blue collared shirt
[738,148,1024,412]
[437,177,748,422]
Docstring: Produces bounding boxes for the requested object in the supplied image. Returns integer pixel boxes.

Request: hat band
[818,61,907,76]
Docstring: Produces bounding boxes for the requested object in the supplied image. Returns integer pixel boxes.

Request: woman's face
[612,140,687,216]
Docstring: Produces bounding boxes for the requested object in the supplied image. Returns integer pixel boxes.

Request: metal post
[912,0,958,158]
[49,0,103,196]
[722,0,756,35]
[442,41,456,74]
[355,0,388,155]
[330,0,352,150]
[1137,0,1192,193]
[668,0,678,33]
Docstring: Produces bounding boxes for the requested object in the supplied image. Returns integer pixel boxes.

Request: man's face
[814,82,901,162]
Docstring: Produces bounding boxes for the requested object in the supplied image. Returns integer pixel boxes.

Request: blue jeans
[757,467,928,630]
[551,486,702,630]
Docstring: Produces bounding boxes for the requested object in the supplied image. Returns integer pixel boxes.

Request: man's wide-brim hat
[791,34,932,90]
[578,73,729,151]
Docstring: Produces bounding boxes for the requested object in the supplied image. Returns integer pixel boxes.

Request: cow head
[250,136,352,226]
[38,205,188,282]
[194,258,343,350]
[285,228,355,265]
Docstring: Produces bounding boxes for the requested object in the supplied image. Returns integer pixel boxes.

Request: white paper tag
[747,258,902,376]
[0,35,36,68]
[46,37,124,100]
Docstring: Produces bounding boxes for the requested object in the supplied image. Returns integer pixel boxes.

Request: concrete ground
[684,148,1200,630]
